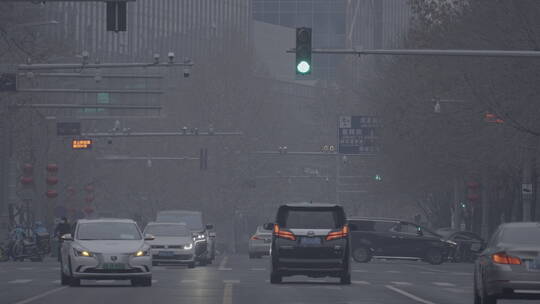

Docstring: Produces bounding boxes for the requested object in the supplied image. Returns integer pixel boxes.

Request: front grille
[168,245,183,249]
[153,254,193,260]
[84,268,142,273]
[151,245,165,249]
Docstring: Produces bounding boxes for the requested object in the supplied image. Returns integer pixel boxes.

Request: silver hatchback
[475,222,540,303]
[60,218,153,287]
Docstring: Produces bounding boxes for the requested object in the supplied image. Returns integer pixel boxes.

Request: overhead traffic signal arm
[295,27,312,75]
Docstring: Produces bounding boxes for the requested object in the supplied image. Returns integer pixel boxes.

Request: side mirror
[263,223,274,231]
[205,224,214,230]
[61,233,73,241]
[209,232,216,238]
[144,234,155,241]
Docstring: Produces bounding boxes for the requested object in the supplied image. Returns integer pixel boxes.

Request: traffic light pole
[287,48,540,58]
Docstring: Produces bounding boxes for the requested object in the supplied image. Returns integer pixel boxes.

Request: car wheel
[60,261,70,286]
[425,248,444,265]
[270,272,282,284]
[352,246,372,263]
[473,275,481,304]
[481,287,497,304]
[340,272,351,285]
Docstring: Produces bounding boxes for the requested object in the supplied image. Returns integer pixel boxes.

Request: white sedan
[60,218,153,287]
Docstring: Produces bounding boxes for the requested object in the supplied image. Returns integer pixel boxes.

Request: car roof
[146,222,188,226]
[348,217,401,222]
[500,222,540,228]
[282,202,342,208]
[77,218,136,224]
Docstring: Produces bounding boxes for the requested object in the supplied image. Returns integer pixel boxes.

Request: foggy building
[44,0,252,61]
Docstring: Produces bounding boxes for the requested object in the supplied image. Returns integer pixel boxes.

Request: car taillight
[326,225,349,241]
[250,235,262,240]
[492,252,522,265]
[273,225,296,241]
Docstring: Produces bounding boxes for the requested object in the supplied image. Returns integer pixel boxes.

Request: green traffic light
[374,174,382,181]
[297,61,311,74]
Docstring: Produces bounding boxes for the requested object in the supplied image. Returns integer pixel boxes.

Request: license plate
[300,237,321,246]
[527,259,540,271]
[158,251,174,256]
[103,263,125,270]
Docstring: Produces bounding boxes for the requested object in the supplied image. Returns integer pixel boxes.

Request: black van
[264,203,351,284]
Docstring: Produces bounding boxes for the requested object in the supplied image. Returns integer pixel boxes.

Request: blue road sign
[338,116,381,154]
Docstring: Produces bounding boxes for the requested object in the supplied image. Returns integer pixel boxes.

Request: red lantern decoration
[20,176,34,185]
[46,164,59,172]
[466,181,480,188]
[46,176,59,185]
[46,189,59,198]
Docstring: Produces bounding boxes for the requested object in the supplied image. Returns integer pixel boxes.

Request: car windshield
[144,224,190,237]
[500,227,540,245]
[279,208,342,229]
[77,222,141,240]
[157,212,203,230]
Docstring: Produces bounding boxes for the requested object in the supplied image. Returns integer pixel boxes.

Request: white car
[143,222,196,268]
[60,218,153,287]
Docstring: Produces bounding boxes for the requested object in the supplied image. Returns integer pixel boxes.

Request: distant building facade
[252,0,347,82]
[44,0,251,61]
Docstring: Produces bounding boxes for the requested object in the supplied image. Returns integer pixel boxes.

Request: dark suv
[264,203,351,284]
[348,218,455,265]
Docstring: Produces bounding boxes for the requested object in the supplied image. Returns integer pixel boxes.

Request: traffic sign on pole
[338,116,381,154]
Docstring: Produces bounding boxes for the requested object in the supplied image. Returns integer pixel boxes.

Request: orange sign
[72,139,92,149]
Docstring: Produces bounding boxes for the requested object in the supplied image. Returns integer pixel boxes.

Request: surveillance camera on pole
[167,52,175,64]
[183,57,191,78]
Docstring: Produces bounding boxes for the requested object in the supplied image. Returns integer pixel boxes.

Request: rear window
[499,226,540,245]
[349,220,396,232]
[277,207,345,229]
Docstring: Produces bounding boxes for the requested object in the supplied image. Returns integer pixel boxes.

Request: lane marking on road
[433,282,455,287]
[391,281,412,286]
[222,282,233,304]
[181,279,198,283]
[444,288,468,294]
[352,269,368,273]
[12,286,68,304]
[352,280,371,285]
[406,265,447,273]
[8,279,33,284]
[450,272,471,276]
[385,285,437,304]
[52,280,60,284]
[324,286,342,290]
[17,267,34,271]
[385,270,401,273]
[420,271,437,275]
[218,256,229,270]
[223,280,240,284]
[251,267,266,271]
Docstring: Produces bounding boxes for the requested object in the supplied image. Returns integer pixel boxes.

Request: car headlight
[73,248,93,257]
[184,243,193,250]
[192,234,206,241]
[134,250,149,257]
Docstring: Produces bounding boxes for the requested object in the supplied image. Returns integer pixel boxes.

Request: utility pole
[522,138,535,221]
[481,168,490,239]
